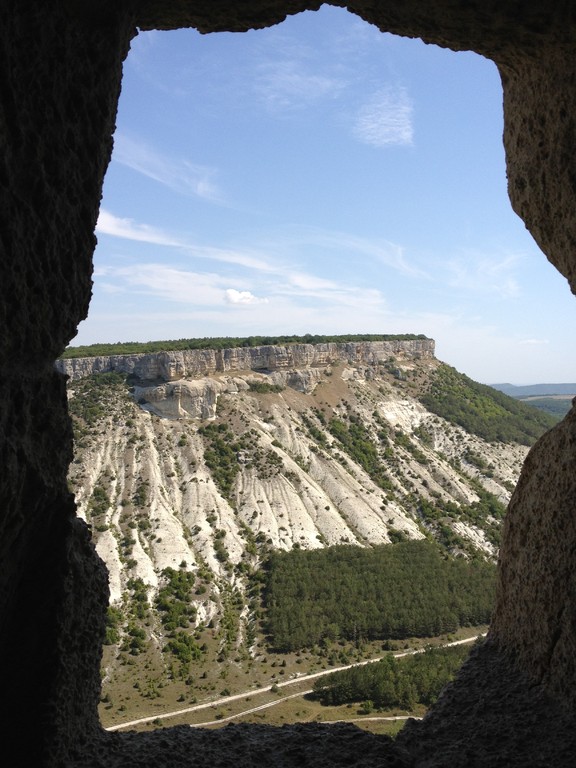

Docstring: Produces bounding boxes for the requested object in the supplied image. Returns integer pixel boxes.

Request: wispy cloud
[96,209,183,246]
[112,133,222,202]
[197,247,276,273]
[254,60,345,112]
[266,270,387,310]
[97,264,232,306]
[306,230,428,279]
[96,210,274,271]
[520,338,549,345]
[96,209,421,312]
[96,259,386,317]
[353,87,414,147]
[444,252,521,298]
[284,272,342,292]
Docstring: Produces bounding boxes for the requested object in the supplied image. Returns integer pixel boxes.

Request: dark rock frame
[2,2,576,765]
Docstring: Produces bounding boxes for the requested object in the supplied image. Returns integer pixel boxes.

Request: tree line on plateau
[60,333,430,358]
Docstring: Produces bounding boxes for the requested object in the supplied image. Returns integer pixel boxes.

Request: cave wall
[0,2,135,764]
[2,1,576,766]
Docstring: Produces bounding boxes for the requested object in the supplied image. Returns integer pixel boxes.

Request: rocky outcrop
[134,367,331,419]
[0,4,135,766]
[491,403,576,706]
[56,339,435,382]
[133,377,247,419]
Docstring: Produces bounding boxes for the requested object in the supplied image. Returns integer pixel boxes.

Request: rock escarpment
[491,407,576,706]
[3,2,576,767]
[131,368,329,418]
[56,339,435,382]
[67,356,525,722]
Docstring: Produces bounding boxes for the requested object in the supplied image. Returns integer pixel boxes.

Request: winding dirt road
[106,635,482,731]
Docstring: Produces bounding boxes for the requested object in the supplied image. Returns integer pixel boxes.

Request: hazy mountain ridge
[490,382,576,421]
[491,382,576,397]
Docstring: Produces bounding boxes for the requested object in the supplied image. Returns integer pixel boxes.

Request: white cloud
[225,289,269,305]
[112,133,222,202]
[520,338,549,345]
[353,87,414,147]
[96,209,183,247]
[95,211,402,312]
[101,264,231,306]
[353,87,413,147]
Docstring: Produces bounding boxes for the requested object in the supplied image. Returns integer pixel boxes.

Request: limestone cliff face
[69,355,527,729]
[134,377,248,420]
[56,339,435,382]
[70,356,524,611]
[133,369,330,419]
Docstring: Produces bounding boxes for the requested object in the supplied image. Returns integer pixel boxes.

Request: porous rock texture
[2,1,576,766]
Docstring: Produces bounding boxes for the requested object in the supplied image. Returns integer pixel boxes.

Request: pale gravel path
[107,635,483,731]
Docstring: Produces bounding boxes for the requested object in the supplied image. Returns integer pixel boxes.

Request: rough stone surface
[2,1,576,766]
[491,401,576,705]
[500,47,576,293]
[77,722,413,768]
[398,640,576,768]
[0,2,135,765]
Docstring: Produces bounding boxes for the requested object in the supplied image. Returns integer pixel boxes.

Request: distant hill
[490,383,576,398]
[490,383,575,421]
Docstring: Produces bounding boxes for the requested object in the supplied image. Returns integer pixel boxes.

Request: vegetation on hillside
[67,372,127,431]
[328,414,395,492]
[312,643,472,710]
[415,483,506,550]
[517,396,572,420]
[199,422,286,501]
[261,541,495,652]
[199,423,244,501]
[248,381,285,394]
[419,363,556,445]
[60,333,429,358]
[67,372,130,450]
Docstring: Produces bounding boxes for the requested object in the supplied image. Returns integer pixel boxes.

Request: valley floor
[101,628,486,734]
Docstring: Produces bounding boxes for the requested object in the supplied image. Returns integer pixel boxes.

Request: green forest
[60,333,429,358]
[517,396,572,420]
[420,363,556,445]
[312,643,472,710]
[261,541,495,652]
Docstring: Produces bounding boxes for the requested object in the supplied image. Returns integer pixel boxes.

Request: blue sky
[76,5,576,384]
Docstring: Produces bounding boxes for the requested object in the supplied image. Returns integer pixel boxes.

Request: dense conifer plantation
[261,541,495,651]
[312,644,472,709]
